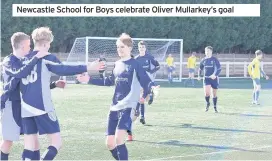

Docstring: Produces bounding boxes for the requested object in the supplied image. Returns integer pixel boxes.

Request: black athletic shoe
[140,117,146,125]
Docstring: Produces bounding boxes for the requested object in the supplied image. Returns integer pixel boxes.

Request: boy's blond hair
[117,33,133,47]
[31,27,54,45]
[11,32,30,50]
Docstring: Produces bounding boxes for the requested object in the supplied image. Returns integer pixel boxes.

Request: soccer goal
[63,37,183,83]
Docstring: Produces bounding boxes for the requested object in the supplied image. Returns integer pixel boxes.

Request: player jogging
[134,40,160,125]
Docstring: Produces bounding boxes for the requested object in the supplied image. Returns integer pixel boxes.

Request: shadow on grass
[145,123,272,135]
[133,139,266,153]
[220,112,272,118]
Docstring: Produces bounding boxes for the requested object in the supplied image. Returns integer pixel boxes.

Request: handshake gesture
[87,59,106,71]
[76,59,106,83]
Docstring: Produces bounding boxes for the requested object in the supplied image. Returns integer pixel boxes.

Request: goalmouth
[63,36,183,83]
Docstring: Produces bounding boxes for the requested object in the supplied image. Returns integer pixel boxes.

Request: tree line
[1,0,271,56]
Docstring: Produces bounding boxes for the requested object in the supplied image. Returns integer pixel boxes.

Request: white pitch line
[147,145,272,160]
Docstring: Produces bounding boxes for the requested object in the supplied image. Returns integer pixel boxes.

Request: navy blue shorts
[22,111,60,135]
[204,77,219,89]
[107,108,133,136]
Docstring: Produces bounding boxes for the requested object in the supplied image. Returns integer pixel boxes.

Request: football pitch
[3,79,272,160]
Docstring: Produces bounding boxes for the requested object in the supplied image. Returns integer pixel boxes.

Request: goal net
[63,37,183,83]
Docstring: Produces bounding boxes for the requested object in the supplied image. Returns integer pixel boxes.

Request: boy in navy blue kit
[134,41,160,125]
[15,27,103,161]
[198,46,221,113]
[1,32,68,161]
[1,32,51,161]
[77,33,159,160]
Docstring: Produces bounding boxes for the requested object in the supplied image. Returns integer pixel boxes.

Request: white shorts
[1,100,21,141]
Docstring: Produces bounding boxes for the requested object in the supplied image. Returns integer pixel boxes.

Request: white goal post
[64,37,183,83]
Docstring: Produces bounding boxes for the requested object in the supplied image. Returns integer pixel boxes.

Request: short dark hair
[138,40,147,47]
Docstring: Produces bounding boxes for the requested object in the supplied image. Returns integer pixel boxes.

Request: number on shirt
[22,65,38,85]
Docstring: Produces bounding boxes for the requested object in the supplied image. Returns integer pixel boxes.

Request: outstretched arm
[45,55,104,76]
[76,72,115,86]
[89,73,115,86]
[3,52,50,78]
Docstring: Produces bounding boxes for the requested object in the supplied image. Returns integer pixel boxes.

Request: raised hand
[87,59,106,71]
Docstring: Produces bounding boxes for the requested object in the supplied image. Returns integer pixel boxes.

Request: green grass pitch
[2,79,272,160]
